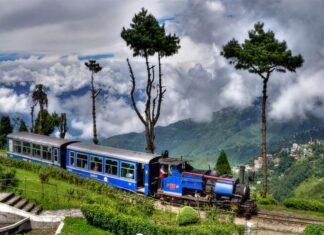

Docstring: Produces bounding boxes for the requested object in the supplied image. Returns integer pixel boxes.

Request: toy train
[6,132,257,217]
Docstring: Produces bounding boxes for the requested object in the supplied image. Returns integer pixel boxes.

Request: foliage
[34,110,55,136]
[257,195,278,205]
[176,206,200,226]
[215,150,232,176]
[38,169,50,184]
[0,165,18,190]
[0,115,13,147]
[302,224,324,235]
[283,198,324,213]
[18,119,28,132]
[81,204,243,235]
[52,112,68,139]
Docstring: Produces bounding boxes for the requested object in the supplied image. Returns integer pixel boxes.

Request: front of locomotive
[207,166,257,217]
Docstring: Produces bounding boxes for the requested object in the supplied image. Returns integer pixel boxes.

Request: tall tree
[221,22,303,197]
[32,84,48,134]
[121,8,180,153]
[85,60,102,144]
[18,119,28,132]
[0,116,13,147]
[34,110,55,136]
[215,150,232,176]
[53,112,68,139]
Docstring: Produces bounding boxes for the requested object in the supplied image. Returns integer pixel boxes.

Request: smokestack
[239,165,245,184]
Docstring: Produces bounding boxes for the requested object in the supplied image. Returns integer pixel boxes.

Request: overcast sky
[0,0,323,139]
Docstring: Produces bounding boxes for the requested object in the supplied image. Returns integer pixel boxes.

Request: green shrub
[302,224,324,235]
[38,169,50,183]
[257,195,278,205]
[81,204,243,235]
[176,206,200,226]
[0,166,18,190]
[283,198,324,212]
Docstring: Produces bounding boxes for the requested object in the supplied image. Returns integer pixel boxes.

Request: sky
[0,0,323,140]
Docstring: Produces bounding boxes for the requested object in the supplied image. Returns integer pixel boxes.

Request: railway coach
[65,142,161,195]
[6,132,77,168]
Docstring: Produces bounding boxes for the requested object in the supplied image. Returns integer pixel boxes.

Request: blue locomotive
[6,132,257,216]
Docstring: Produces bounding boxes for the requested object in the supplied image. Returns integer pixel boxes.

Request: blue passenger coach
[66,142,161,195]
[6,132,77,168]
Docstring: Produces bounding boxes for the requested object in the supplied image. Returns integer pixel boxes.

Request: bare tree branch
[95,88,102,98]
[153,53,164,125]
[127,58,146,126]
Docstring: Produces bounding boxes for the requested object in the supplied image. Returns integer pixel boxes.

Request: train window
[70,152,75,166]
[13,140,21,153]
[32,144,41,158]
[53,148,58,162]
[22,142,31,156]
[105,159,118,176]
[121,162,135,180]
[76,153,88,169]
[90,156,102,173]
[42,146,52,161]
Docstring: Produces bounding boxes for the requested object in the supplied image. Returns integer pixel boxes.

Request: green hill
[103,101,324,168]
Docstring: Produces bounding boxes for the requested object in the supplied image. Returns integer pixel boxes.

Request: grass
[258,204,324,218]
[294,177,324,202]
[0,148,6,155]
[10,167,120,210]
[61,217,113,235]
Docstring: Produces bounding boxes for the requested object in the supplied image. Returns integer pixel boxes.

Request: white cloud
[0,87,28,113]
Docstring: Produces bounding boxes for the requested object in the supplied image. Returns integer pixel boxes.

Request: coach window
[76,153,88,169]
[70,151,75,166]
[105,159,118,176]
[42,146,52,161]
[90,156,102,173]
[22,142,31,156]
[53,148,58,162]
[121,162,135,180]
[13,140,21,153]
[32,144,41,158]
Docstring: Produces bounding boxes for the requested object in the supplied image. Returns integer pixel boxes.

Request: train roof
[67,142,161,164]
[7,132,77,147]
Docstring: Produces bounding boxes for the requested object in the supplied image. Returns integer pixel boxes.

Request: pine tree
[222,22,303,197]
[215,150,232,176]
[0,116,13,148]
[18,119,28,132]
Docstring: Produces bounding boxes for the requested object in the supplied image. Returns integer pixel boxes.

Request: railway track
[256,211,324,225]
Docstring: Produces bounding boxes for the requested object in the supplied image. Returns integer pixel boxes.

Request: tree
[121,8,180,153]
[32,84,48,134]
[215,150,232,176]
[85,60,102,144]
[0,116,13,148]
[221,22,303,197]
[52,112,68,139]
[18,119,28,132]
[34,110,55,136]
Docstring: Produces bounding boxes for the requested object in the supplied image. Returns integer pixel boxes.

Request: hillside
[103,101,324,168]
[269,143,324,202]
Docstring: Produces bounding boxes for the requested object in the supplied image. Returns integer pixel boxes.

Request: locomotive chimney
[239,165,245,184]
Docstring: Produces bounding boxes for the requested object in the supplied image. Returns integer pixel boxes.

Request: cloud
[0,87,28,113]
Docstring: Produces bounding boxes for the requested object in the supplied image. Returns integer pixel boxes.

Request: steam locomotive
[6,132,257,217]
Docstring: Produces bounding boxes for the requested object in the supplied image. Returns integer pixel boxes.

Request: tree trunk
[261,77,269,198]
[39,103,44,134]
[30,106,35,133]
[91,73,98,144]
[145,124,155,154]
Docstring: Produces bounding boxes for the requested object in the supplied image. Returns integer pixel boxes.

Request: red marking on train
[167,183,179,189]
